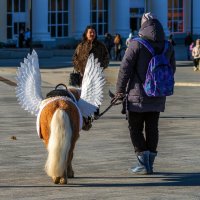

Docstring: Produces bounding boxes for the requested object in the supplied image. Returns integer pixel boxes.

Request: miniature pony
[16,50,105,184]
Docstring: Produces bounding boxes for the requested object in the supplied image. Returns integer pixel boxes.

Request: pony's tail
[45,109,72,178]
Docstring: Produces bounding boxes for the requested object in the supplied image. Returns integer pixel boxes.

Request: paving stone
[0,59,200,200]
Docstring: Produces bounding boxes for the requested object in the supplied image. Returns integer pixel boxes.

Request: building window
[130,8,144,34]
[7,0,26,39]
[13,0,25,12]
[91,0,108,36]
[48,0,69,38]
[168,0,183,33]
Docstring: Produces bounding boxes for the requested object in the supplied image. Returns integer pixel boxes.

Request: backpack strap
[133,37,155,56]
[132,37,154,84]
[134,38,169,56]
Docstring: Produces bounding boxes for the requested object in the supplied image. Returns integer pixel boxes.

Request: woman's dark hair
[82,25,97,41]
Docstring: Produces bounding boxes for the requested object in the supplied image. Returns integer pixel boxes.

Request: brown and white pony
[16,51,104,184]
[38,88,81,184]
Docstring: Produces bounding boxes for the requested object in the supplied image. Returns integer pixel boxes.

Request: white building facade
[0,0,199,46]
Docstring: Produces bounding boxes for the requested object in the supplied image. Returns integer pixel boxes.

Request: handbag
[68,71,82,87]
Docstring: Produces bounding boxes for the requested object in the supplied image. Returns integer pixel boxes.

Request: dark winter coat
[72,39,109,75]
[116,19,176,112]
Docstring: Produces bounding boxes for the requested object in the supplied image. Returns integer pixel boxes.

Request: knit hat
[141,12,157,25]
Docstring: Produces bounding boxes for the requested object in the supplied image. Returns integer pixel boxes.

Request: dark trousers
[114,47,121,61]
[193,58,200,67]
[186,46,191,60]
[128,111,160,153]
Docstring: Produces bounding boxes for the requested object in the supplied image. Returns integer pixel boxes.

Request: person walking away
[72,25,109,129]
[104,33,114,59]
[18,29,24,48]
[184,32,193,60]
[192,39,200,71]
[24,28,31,48]
[114,34,123,61]
[111,12,176,174]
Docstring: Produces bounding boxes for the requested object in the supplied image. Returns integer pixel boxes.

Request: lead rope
[94,98,122,120]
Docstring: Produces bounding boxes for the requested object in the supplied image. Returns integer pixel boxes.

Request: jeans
[128,111,160,153]
[193,58,200,68]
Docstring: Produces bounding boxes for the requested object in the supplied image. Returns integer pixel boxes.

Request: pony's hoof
[60,177,67,184]
[52,176,60,184]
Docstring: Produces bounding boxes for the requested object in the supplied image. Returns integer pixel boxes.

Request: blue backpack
[133,38,174,97]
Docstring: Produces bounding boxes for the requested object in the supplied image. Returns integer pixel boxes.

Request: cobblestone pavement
[0,59,200,200]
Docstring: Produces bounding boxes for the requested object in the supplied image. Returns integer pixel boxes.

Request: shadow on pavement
[1,172,200,188]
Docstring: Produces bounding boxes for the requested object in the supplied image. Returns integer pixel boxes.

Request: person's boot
[130,151,150,175]
[149,152,157,174]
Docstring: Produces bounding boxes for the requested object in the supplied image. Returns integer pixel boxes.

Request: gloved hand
[111,93,125,105]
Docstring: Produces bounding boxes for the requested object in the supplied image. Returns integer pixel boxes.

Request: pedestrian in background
[114,33,123,61]
[192,39,200,71]
[184,32,193,60]
[18,29,24,48]
[72,25,109,128]
[24,28,31,48]
[72,25,109,85]
[104,32,114,59]
[112,12,176,175]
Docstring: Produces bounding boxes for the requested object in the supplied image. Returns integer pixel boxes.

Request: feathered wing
[16,50,43,116]
[77,54,106,117]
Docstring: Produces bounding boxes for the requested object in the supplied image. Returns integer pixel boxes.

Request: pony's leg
[52,171,67,184]
[67,131,79,178]
[59,161,68,184]
[67,151,74,178]
[59,175,67,184]
[52,176,67,184]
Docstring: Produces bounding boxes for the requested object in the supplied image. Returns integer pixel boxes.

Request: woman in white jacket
[192,39,200,71]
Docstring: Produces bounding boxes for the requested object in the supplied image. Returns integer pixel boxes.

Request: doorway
[130,17,141,34]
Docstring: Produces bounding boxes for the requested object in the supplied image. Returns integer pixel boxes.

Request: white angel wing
[77,53,106,117]
[16,50,43,116]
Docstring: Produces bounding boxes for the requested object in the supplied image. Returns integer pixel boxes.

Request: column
[110,0,130,37]
[193,0,200,34]
[149,0,170,36]
[32,0,52,41]
[71,0,90,38]
[0,0,7,42]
